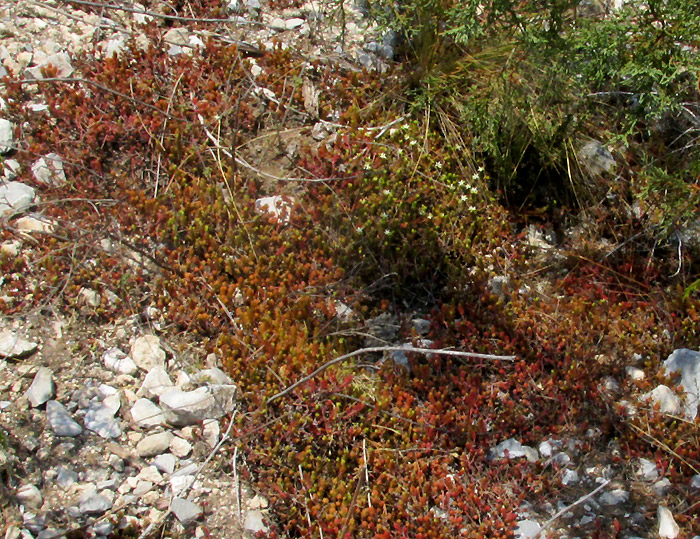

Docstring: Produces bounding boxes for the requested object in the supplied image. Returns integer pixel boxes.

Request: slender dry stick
[267,346,516,404]
[533,479,610,538]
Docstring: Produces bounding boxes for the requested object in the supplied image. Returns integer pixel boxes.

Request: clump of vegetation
[1,0,699,536]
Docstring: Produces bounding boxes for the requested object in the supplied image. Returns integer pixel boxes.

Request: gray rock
[641,385,682,415]
[0,118,14,153]
[663,348,700,419]
[171,497,202,526]
[193,367,231,386]
[92,522,113,536]
[46,400,83,437]
[2,159,21,180]
[0,329,38,358]
[561,469,579,485]
[159,384,237,426]
[130,398,166,427]
[78,490,113,514]
[55,466,78,489]
[638,458,659,481]
[691,474,700,489]
[103,347,138,375]
[137,366,173,399]
[202,418,220,449]
[16,484,43,508]
[25,367,54,407]
[599,488,629,505]
[136,431,173,457]
[31,153,66,186]
[652,478,672,496]
[514,520,541,538]
[153,453,177,474]
[131,335,166,372]
[84,401,121,438]
[578,140,615,176]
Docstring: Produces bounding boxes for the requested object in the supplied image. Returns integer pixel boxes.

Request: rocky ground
[1,1,699,538]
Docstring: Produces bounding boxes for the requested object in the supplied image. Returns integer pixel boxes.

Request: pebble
[170,497,202,526]
[25,367,55,407]
[137,366,173,399]
[0,118,14,153]
[130,398,166,427]
[131,335,166,372]
[153,453,177,475]
[641,385,682,415]
[31,153,66,187]
[0,329,38,359]
[16,484,43,508]
[46,400,83,437]
[243,510,268,533]
[599,488,629,505]
[136,431,174,457]
[658,505,680,538]
[159,385,237,426]
[169,436,192,458]
[56,466,78,489]
[78,490,113,514]
[84,401,122,438]
[103,347,138,375]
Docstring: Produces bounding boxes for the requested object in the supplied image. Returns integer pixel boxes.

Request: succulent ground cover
[1,0,700,537]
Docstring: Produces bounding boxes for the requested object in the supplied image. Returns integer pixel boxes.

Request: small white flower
[384,229,392,235]
[382,189,391,195]
[427,213,433,219]
[470,186,478,194]
[402,123,410,130]
[435,161,443,169]
[478,166,484,172]
[460,194,469,202]
[380,152,387,159]
[472,173,480,180]
[356,227,363,233]
[409,139,418,146]
[468,206,477,212]
[389,128,398,136]
[381,211,388,218]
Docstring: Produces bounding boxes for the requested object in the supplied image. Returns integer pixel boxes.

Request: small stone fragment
[0,329,38,359]
[171,497,203,526]
[561,469,579,485]
[641,385,682,415]
[31,153,66,187]
[658,505,680,538]
[244,510,269,534]
[202,419,220,449]
[16,215,55,234]
[103,347,138,375]
[16,484,43,508]
[25,367,54,407]
[137,366,173,399]
[153,453,177,475]
[131,335,166,372]
[193,367,231,386]
[514,519,541,539]
[84,401,121,439]
[0,118,14,153]
[599,488,629,505]
[159,384,237,426]
[170,436,192,458]
[130,398,166,427]
[78,490,113,514]
[55,466,78,489]
[136,431,174,457]
[638,458,659,481]
[46,400,83,437]
[663,348,700,420]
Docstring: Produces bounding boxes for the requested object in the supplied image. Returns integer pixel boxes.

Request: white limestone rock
[193,367,231,386]
[514,520,541,538]
[0,329,38,358]
[84,400,122,439]
[159,384,237,426]
[0,118,14,153]
[169,436,192,458]
[244,510,268,534]
[16,484,42,508]
[15,214,55,234]
[490,438,537,461]
[153,453,177,474]
[130,398,166,427]
[137,366,173,399]
[0,182,36,218]
[31,153,66,186]
[658,505,680,538]
[136,431,174,457]
[25,367,54,407]
[641,385,682,415]
[27,52,73,78]
[171,497,202,526]
[103,347,138,375]
[663,348,700,420]
[131,335,166,372]
[255,195,295,224]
